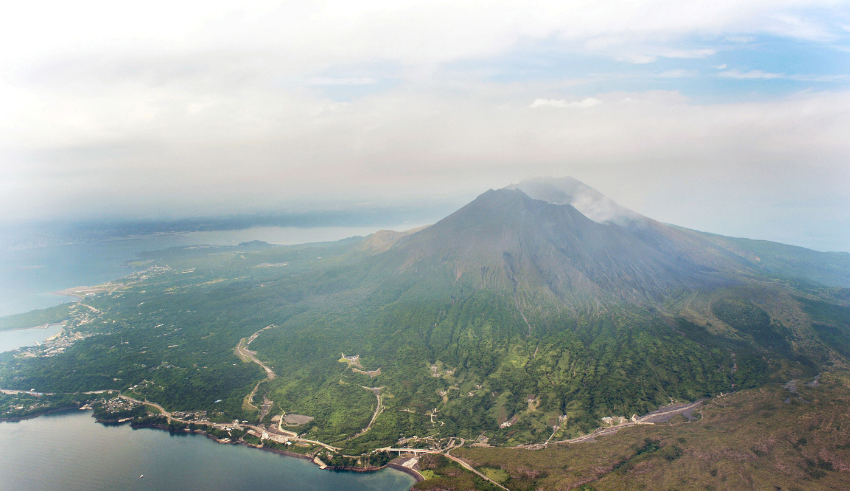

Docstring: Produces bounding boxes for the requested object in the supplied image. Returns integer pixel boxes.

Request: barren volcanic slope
[2,178,850,468]
[377,186,749,309]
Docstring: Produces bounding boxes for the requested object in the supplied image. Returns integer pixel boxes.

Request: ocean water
[0,324,64,353]
[0,410,415,491]
[0,225,425,318]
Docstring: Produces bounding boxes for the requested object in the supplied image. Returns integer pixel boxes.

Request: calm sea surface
[0,410,415,491]
[0,324,64,353]
[0,225,425,318]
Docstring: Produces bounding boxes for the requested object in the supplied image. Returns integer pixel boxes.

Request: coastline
[386,463,426,483]
[49,289,84,301]
[1,402,424,491]
[2,387,421,484]
[0,404,81,423]
[128,419,424,483]
[1,321,67,333]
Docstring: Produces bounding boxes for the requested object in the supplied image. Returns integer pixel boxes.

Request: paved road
[1,389,55,395]
[638,400,704,423]
[444,449,510,491]
[119,394,170,418]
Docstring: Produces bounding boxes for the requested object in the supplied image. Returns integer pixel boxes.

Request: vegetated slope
[250,184,847,449]
[447,371,850,491]
[697,231,850,288]
[1,178,849,456]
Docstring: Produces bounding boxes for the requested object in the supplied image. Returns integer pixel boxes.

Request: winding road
[235,325,277,380]
[349,387,383,440]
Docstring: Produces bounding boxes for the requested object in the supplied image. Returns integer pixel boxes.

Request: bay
[0,410,416,491]
[0,324,64,353]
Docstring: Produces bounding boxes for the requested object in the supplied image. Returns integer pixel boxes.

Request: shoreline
[1,321,67,333]
[2,391,422,484]
[3,409,425,487]
[128,420,424,483]
[0,405,81,423]
[49,289,84,301]
[386,463,426,483]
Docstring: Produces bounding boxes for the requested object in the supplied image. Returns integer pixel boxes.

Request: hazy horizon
[2,178,848,254]
[1,1,848,251]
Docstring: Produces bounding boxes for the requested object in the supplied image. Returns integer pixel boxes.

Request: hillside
[1,178,849,487]
[444,371,850,490]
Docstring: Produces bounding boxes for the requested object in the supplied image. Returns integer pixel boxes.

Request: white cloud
[1,78,848,249]
[309,77,378,86]
[657,69,697,78]
[615,53,660,64]
[0,1,845,71]
[0,0,848,249]
[602,46,717,65]
[719,69,785,79]
[661,48,717,59]
[718,70,848,82]
[790,73,850,82]
[530,97,602,108]
[764,12,841,42]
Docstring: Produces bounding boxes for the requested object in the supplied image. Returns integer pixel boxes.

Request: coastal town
[14,327,94,359]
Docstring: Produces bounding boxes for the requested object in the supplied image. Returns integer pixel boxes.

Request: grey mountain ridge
[358,179,849,316]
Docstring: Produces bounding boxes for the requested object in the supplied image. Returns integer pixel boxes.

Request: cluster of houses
[100,397,140,414]
[15,329,93,359]
[1,400,49,417]
[171,410,207,420]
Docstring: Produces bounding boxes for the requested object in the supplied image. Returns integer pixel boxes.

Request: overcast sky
[1,0,848,251]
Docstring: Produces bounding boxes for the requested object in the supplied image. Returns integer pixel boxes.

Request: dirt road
[234,325,277,380]
[349,386,383,439]
[538,399,705,448]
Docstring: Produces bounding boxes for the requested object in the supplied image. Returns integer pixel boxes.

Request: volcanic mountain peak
[382,187,740,309]
[363,179,850,316]
[507,176,646,227]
